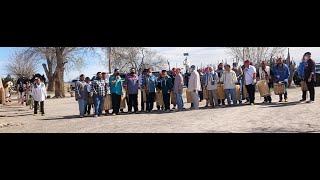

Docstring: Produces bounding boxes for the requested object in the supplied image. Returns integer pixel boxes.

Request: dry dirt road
[0,87,319,133]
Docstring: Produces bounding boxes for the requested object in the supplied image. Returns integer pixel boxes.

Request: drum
[242,85,249,99]
[170,91,177,105]
[274,83,285,95]
[103,94,113,110]
[203,87,209,100]
[217,84,226,99]
[231,85,241,101]
[156,90,164,106]
[257,80,270,97]
[120,94,126,109]
[301,81,308,91]
[186,91,192,103]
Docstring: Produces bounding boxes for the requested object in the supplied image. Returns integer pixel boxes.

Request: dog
[26,95,34,109]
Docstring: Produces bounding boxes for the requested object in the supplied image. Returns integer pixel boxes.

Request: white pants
[191,91,199,109]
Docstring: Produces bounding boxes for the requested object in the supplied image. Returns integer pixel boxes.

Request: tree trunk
[54,48,65,98]
[42,63,55,92]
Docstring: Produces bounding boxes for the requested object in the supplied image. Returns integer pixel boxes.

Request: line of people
[75,52,316,118]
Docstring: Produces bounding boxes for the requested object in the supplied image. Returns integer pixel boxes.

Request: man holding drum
[273,58,290,102]
[258,61,272,103]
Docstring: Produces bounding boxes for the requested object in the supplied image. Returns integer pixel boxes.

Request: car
[152,71,160,78]
[315,63,320,86]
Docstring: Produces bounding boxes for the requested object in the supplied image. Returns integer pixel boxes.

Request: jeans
[112,93,121,114]
[191,91,199,109]
[86,104,93,115]
[146,92,155,112]
[34,101,44,114]
[238,80,243,103]
[302,80,315,101]
[128,94,138,112]
[225,89,237,105]
[279,81,288,100]
[94,95,104,116]
[245,84,256,104]
[78,99,87,116]
[198,89,203,101]
[176,93,184,110]
[163,93,170,111]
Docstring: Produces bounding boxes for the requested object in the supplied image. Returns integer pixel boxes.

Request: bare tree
[227,47,287,64]
[24,47,56,91]
[4,50,38,78]
[24,47,94,97]
[101,47,167,73]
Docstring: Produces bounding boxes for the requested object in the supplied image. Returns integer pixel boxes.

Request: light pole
[183,53,189,74]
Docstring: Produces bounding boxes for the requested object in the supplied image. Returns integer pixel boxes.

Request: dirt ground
[0,87,319,133]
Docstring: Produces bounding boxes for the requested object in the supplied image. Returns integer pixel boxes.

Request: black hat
[161,70,167,73]
[304,52,311,56]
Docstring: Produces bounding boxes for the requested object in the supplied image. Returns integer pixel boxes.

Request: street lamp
[183,53,190,73]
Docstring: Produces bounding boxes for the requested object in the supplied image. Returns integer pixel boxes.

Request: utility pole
[108,47,112,74]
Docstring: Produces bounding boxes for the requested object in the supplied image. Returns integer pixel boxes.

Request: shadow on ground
[255,101,304,108]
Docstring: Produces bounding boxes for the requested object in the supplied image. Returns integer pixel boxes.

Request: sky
[1,47,319,81]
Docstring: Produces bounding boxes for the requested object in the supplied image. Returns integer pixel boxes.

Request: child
[21,95,27,106]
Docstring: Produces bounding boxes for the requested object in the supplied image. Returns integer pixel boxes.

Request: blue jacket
[273,64,290,82]
[201,73,217,86]
[158,76,173,94]
[297,61,306,78]
[109,75,123,95]
[142,74,157,93]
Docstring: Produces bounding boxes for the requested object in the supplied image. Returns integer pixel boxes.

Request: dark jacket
[158,75,173,94]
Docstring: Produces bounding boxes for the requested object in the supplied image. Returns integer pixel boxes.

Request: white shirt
[32,83,47,102]
[244,65,256,85]
[187,71,201,92]
[221,70,237,89]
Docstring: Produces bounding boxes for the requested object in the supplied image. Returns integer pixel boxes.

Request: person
[142,68,157,112]
[258,61,272,103]
[158,70,173,112]
[101,72,110,115]
[202,66,219,108]
[216,63,226,105]
[232,62,243,104]
[221,64,238,106]
[197,69,204,102]
[173,68,184,111]
[302,52,316,103]
[17,75,28,104]
[125,68,139,113]
[139,69,148,112]
[187,65,201,110]
[273,58,290,102]
[201,67,210,107]
[92,72,108,118]
[75,74,88,118]
[109,69,123,115]
[170,68,177,109]
[32,77,47,116]
[243,60,257,105]
[156,73,164,111]
[85,77,94,116]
